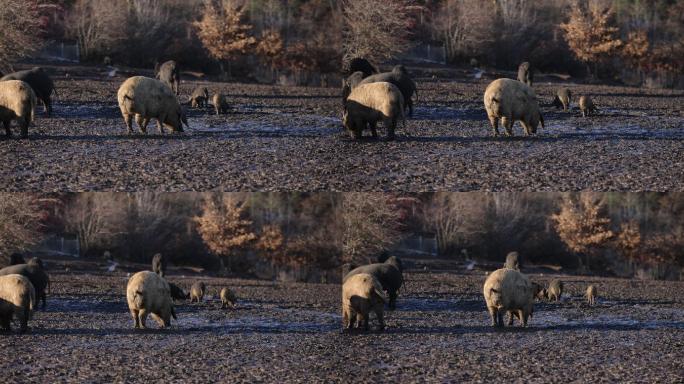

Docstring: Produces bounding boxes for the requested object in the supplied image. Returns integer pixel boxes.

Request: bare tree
[63,193,127,256]
[422,193,487,256]
[338,193,402,265]
[0,0,42,71]
[342,0,412,65]
[434,0,498,63]
[66,0,127,60]
[0,194,47,262]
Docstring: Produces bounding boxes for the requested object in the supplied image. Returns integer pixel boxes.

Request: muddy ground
[1,262,682,382]
[1,63,683,191]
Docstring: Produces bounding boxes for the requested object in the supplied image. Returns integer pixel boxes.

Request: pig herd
[0,250,600,334]
[0,59,602,140]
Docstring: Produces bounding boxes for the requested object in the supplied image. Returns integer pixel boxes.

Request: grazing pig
[484,268,535,327]
[586,285,597,306]
[345,57,377,78]
[342,273,385,332]
[0,80,36,138]
[168,282,188,301]
[503,251,520,271]
[483,78,544,136]
[0,274,35,333]
[9,253,26,266]
[211,93,229,115]
[358,65,417,116]
[1,67,55,116]
[117,76,188,134]
[190,86,209,108]
[151,253,166,277]
[343,82,405,140]
[552,88,572,111]
[341,71,366,106]
[220,287,237,309]
[517,62,533,87]
[546,279,563,301]
[190,281,206,303]
[155,60,180,95]
[0,262,49,309]
[579,95,597,117]
[343,256,403,310]
[126,271,176,329]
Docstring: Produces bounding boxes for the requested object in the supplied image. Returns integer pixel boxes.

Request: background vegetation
[1,0,682,87]
[0,193,681,280]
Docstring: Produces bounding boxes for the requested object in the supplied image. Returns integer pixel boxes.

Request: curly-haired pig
[1,67,55,116]
[483,268,535,327]
[126,271,176,329]
[342,273,385,331]
[0,274,35,332]
[220,287,237,309]
[0,80,36,138]
[0,261,49,309]
[343,256,403,310]
[190,281,206,303]
[117,76,188,134]
[586,284,597,306]
[343,82,405,140]
[484,78,544,136]
[151,253,166,277]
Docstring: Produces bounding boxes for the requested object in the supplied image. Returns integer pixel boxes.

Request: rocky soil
[2,262,682,382]
[1,63,682,191]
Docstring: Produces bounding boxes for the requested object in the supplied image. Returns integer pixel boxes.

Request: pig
[343,82,405,140]
[190,86,209,108]
[546,279,563,301]
[211,93,229,115]
[342,273,385,332]
[151,253,166,277]
[503,251,520,271]
[168,282,189,301]
[341,71,366,106]
[190,281,206,303]
[220,287,237,309]
[484,78,544,136]
[483,268,535,327]
[586,284,597,306]
[343,256,403,310]
[507,281,544,325]
[0,262,49,310]
[552,88,572,111]
[357,65,417,116]
[579,95,597,117]
[117,76,188,134]
[345,57,377,78]
[126,271,176,329]
[0,67,55,116]
[154,60,180,95]
[517,62,533,87]
[0,80,36,138]
[0,274,35,333]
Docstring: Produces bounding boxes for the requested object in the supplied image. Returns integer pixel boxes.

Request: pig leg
[387,118,396,141]
[131,309,140,329]
[123,114,134,134]
[375,307,385,331]
[135,115,146,133]
[18,306,29,333]
[507,311,515,326]
[342,307,350,329]
[388,291,397,310]
[41,291,46,309]
[521,309,529,327]
[150,313,164,328]
[138,309,148,329]
[488,306,498,327]
[0,313,11,330]
[370,121,378,138]
[156,115,165,134]
[502,116,514,136]
[488,115,499,136]
[19,117,29,138]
